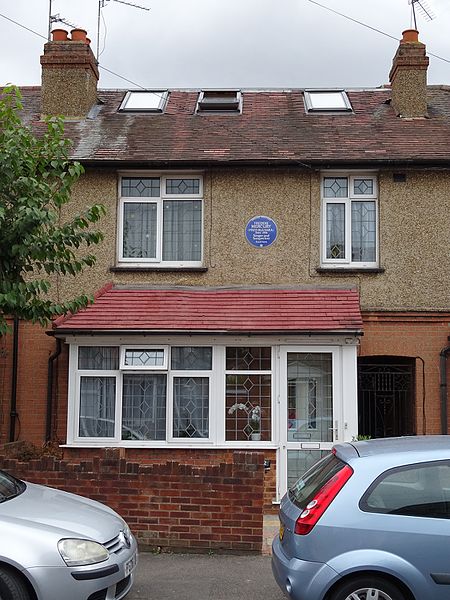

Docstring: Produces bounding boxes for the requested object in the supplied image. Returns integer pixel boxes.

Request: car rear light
[294,465,353,535]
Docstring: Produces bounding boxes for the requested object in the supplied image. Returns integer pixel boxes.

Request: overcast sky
[0,0,449,90]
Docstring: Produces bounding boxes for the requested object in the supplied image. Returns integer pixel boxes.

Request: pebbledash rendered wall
[0,167,449,551]
[0,447,265,552]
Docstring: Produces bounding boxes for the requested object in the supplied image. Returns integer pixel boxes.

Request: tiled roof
[53,285,363,334]
[19,86,450,165]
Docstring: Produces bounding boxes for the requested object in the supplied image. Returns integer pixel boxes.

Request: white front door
[278,345,357,497]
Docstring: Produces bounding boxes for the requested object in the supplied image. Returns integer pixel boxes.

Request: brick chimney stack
[40,29,99,118]
[389,29,429,118]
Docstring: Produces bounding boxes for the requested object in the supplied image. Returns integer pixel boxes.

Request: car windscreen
[288,453,347,509]
[0,470,25,503]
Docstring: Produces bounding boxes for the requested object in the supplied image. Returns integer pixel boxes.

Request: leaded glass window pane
[226,347,271,371]
[353,178,374,195]
[162,200,202,261]
[124,349,165,367]
[121,178,160,197]
[123,202,157,258]
[79,376,116,438]
[225,374,271,441]
[171,347,212,370]
[287,353,332,443]
[78,347,119,370]
[173,377,209,438]
[166,178,200,195]
[351,201,376,262]
[323,177,348,198]
[287,449,328,489]
[122,374,166,440]
[326,203,345,259]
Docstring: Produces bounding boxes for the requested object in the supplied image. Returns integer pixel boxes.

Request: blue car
[272,436,450,600]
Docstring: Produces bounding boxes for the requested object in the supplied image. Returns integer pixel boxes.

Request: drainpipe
[9,317,20,442]
[440,342,450,435]
[46,338,62,442]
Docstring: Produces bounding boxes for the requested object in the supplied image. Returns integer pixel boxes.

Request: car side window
[361,460,450,519]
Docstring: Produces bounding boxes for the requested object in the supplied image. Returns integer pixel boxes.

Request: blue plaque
[245,216,278,248]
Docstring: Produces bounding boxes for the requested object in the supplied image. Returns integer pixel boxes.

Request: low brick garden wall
[0,446,265,553]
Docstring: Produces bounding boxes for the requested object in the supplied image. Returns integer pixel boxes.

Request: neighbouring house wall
[57,167,450,311]
[360,312,450,435]
[0,448,265,552]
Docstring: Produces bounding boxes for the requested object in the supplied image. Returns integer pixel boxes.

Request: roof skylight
[119,91,168,112]
[197,90,242,113]
[304,91,352,113]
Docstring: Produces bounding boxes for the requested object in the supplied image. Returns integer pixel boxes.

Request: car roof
[334,436,450,462]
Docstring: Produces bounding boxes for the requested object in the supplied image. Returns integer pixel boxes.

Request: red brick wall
[0,448,265,553]
[361,312,450,435]
[0,321,56,446]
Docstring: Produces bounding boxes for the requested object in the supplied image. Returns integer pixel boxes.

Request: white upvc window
[68,343,274,446]
[72,345,214,443]
[321,173,378,268]
[118,174,203,267]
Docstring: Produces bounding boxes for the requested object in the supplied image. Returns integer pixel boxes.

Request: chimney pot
[402,29,419,43]
[51,29,69,42]
[70,28,88,43]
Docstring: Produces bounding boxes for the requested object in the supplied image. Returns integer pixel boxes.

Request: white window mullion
[156,197,163,263]
[116,370,123,443]
[344,198,352,263]
[214,346,226,444]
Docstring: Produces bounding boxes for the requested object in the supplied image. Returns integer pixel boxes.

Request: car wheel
[330,576,406,600]
[0,568,30,600]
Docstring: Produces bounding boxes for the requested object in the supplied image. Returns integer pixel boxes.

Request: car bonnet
[0,482,123,541]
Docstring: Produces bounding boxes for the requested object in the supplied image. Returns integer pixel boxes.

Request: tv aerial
[47,1,78,40]
[97,0,150,60]
[408,0,435,29]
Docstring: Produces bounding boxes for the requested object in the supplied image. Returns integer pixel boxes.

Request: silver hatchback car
[272,436,450,600]
[0,470,137,600]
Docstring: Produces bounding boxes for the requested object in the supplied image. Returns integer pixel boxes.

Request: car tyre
[330,575,406,600]
[0,568,30,600]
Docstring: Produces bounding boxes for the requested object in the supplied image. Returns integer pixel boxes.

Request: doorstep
[262,514,279,556]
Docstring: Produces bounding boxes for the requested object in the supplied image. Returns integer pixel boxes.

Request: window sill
[316,267,385,275]
[61,442,278,450]
[110,266,208,273]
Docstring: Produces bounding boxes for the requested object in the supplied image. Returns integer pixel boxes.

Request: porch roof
[53,285,363,335]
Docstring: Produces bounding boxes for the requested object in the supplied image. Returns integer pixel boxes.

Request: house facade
[0,27,449,552]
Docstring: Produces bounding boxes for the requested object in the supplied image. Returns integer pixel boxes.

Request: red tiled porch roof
[53,285,363,335]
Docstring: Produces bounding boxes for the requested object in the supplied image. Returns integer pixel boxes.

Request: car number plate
[125,552,138,576]
[279,522,285,541]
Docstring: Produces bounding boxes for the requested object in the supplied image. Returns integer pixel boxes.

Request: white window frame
[224,347,273,444]
[168,369,213,444]
[304,90,352,113]
[120,345,169,370]
[117,172,204,268]
[119,90,169,113]
[321,172,379,269]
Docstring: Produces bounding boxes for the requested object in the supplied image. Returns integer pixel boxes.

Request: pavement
[127,552,285,600]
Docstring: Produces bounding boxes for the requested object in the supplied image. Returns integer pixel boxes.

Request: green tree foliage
[0,86,105,335]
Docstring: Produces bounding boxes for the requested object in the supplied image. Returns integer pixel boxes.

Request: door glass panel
[287,353,332,442]
[287,449,329,489]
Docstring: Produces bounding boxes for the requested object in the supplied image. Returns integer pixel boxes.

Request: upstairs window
[197,90,242,113]
[304,90,352,113]
[321,174,378,268]
[119,91,168,113]
[118,174,203,267]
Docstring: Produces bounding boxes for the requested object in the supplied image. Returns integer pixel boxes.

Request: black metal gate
[358,358,415,438]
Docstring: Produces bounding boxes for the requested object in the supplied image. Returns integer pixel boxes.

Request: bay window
[70,344,272,445]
